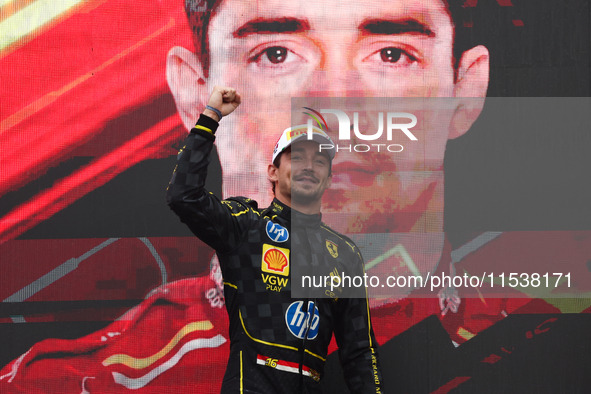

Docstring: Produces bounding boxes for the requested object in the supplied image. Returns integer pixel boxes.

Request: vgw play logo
[303,107,417,153]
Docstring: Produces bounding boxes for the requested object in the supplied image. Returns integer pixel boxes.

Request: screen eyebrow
[315,152,330,161]
[233,17,310,38]
[359,18,435,37]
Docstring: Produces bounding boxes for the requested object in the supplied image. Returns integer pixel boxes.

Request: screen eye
[264,47,288,64]
[380,48,403,63]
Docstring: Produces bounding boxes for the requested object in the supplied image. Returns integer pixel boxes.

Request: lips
[322,181,437,233]
[331,161,390,188]
[293,175,318,184]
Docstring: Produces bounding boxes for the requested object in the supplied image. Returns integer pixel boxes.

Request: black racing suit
[167,114,383,393]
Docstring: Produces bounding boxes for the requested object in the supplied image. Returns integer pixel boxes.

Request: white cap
[271,124,336,164]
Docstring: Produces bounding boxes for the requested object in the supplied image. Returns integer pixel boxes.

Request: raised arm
[166,87,255,254]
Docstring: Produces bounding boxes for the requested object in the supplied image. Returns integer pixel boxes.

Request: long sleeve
[333,251,383,394]
[166,114,259,254]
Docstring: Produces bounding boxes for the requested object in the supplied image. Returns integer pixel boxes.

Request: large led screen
[1,0,590,392]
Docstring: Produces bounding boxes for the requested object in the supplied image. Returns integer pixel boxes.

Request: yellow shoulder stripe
[224,281,238,289]
[320,225,342,240]
[345,240,356,252]
[231,209,250,217]
[222,200,253,217]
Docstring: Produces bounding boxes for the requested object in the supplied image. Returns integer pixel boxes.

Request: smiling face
[167,0,489,234]
[269,141,332,214]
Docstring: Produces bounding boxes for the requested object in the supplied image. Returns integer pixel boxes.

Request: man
[166,85,383,393]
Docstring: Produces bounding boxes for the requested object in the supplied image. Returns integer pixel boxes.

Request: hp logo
[285,301,320,340]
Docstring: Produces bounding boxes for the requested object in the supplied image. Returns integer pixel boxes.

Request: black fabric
[167,117,383,393]
[193,113,220,134]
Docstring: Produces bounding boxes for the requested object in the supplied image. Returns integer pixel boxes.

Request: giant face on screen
[167,0,489,237]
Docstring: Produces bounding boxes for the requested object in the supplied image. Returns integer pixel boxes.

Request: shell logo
[265,249,287,271]
[261,244,290,276]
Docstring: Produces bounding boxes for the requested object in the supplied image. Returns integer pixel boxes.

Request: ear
[166,46,208,131]
[268,164,279,183]
[326,173,332,189]
[449,45,490,139]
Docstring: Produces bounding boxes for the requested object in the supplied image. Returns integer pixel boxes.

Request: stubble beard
[290,182,324,206]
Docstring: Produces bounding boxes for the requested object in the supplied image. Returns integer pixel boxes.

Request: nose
[308,70,364,97]
[307,42,364,97]
[301,155,315,171]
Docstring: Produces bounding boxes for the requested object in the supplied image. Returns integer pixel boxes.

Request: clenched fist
[203,86,241,121]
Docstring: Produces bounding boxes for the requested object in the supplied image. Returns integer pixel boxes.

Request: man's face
[274,141,332,205]
[204,0,460,231]
[170,0,488,235]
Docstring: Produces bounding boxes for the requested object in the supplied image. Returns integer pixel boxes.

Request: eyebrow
[359,18,435,37]
[232,16,434,39]
[233,17,310,38]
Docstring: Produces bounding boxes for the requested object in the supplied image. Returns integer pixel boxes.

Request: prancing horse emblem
[326,239,338,258]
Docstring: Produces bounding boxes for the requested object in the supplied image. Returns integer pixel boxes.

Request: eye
[250,46,304,68]
[381,48,401,63]
[264,47,288,63]
[247,41,315,75]
[362,46,419,68]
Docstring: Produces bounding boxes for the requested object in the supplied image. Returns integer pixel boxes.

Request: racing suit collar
[270,198,322,229]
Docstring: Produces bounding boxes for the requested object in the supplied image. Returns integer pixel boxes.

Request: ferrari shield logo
[326,240,338,258]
